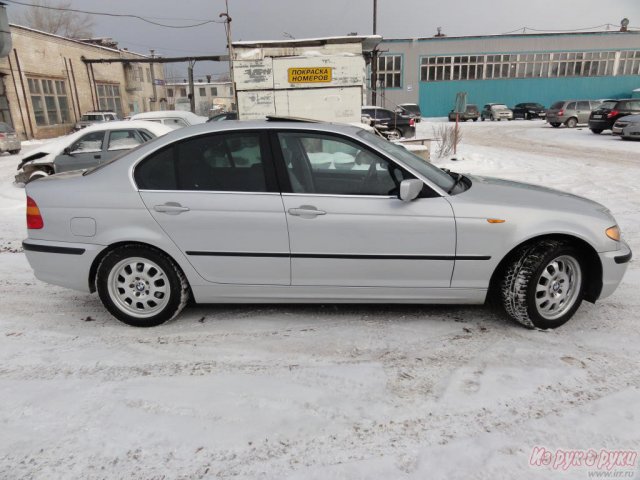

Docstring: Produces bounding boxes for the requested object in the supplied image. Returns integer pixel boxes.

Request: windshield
[357,130,454,192]
[599,101,617,110]
[399,104,420,114]
[81,114,103,121]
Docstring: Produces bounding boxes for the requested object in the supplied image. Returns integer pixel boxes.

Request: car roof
[130,110,207,122]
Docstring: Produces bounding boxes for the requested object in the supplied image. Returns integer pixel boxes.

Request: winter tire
[590,129,603,134]
[500,240,585,329]
[565,117,578,128]
[96,246,190,327]
[550,122,561,128]
[387,128,402,140]
[9,149,21,155]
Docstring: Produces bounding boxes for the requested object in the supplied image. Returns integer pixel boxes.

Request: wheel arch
[88,240,191,295]
[487,233,603,304]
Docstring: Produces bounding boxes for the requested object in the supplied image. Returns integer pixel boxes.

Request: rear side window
[630,101,640,111]
[135,133,269,192]
[107,130,145,151]
[550,101,564,109]
[566,102,576,110]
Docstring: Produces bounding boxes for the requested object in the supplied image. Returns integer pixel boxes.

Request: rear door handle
[94,154,101,159]
[154,202,190,214]
[288,206,326,218]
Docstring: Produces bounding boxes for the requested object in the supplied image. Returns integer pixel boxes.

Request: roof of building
[9,23,150,58]
[381,30,640,43]
[233,35,382,52]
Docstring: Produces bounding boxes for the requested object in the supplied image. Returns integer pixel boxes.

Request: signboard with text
[287,67,333,84]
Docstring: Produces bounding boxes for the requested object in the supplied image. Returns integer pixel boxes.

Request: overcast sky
[6,0,640,79]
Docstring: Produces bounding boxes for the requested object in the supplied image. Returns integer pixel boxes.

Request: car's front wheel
[550,122,561,128]
[96,245,190,327]
[500,240,585,329]
[590,129,603,134]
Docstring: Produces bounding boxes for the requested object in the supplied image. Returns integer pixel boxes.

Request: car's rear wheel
[550,122,561,128]
[500,239,585,329]
[565,117,578,128]
[387,128,402,140]
[590,129,603,134]
[9,149,21,155]
[96,246,190,327]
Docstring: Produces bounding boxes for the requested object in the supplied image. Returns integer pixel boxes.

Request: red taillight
[558,110,564,116]
[607,110,618,119]
[0,133,5,139]
[409,118,415,127]
[26,196,43,229]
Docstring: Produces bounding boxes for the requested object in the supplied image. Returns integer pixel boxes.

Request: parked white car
[612,114,640,140]
[130,110,208,129]
[15,121,172,184]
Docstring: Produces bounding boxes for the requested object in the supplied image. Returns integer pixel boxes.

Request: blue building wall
[419,76,640,117]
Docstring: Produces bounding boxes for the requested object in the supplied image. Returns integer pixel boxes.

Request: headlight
[606,225,621,241]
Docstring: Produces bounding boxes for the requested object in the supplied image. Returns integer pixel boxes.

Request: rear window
[0,122,15,133]
[467,105,478,112]
[400,104,421,115]
[600,101,618,109]
[550,101,565,109]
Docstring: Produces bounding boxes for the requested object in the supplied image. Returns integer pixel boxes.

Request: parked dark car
[512,103,546,120]
[588,99,640,134]
[448,104,479,122]
[396,103,422,123]
[362,106,415,139]
[207,111,238,122]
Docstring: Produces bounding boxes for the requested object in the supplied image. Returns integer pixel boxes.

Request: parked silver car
[481,104,513,121]
[16,121,173,184]
[0,121,21,154]
[612,114,640,140]
[546,100,602,128]
[23,120,631,329]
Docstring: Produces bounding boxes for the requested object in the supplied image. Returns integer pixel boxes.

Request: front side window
[277,132,415,196]
[135,133,268,192]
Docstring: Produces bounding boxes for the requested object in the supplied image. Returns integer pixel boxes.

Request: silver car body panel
[23,121,630,305]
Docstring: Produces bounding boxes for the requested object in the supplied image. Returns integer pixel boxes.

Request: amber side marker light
[26,196,44,229]
[606,225,621,241]
[487,218,506,224]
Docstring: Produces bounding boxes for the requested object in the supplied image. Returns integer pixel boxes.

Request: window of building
[146,68,152,83]
[377,55,402,88]
[135,133,268,192]
[180,88,187,97]
[167,88,174,97]
[96,84,123,118]
[618,50,640,76]
[27,77,71,126]
[211,87,218,96]
[199,87,206,96]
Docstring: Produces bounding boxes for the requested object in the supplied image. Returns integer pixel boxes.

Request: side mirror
[399,179,423,202]
[63,146,73,156]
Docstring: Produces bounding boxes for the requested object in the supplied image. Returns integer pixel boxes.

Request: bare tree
[15,0,95,39]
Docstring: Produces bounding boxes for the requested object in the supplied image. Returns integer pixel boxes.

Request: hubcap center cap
[135,281,146,292]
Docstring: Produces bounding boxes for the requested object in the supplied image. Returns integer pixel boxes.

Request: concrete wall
[166,81,234,116]
[0,25,164,139]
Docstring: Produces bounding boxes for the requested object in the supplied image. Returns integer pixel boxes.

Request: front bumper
[23,239,105,292]
[598,240,632,299]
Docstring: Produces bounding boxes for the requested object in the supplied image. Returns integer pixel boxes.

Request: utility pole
[188,60,195,113]
[149,49,157,111]
[370,0,378,106]
[220,0,237,110]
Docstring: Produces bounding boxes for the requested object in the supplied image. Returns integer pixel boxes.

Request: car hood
[17,138,70,169]
[459,174,610,216]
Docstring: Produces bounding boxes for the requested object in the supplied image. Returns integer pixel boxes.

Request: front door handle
[288,206,326,218]
[154,202,190,214]
[94,154,101,159]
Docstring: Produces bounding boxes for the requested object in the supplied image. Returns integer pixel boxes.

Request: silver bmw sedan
[22,120,631,329]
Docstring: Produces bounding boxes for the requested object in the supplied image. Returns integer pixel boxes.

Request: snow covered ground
[0,121,638,479]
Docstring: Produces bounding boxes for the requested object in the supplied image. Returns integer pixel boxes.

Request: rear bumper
[0,138,21,151]
[23,239,105,292]
[588,119,614,130]
[598,241,632,299]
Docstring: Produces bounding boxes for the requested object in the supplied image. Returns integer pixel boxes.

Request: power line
[501,23,637,35]
[4,0,226,28]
